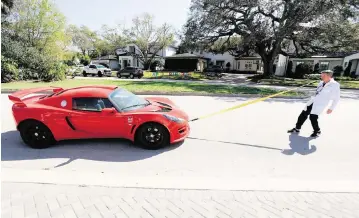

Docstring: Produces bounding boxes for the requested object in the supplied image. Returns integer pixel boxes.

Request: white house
[115,44,177,70]
[343,53,359,76]
[191,51,237,70]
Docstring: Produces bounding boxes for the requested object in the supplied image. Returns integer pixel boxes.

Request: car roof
[56,85,117,98]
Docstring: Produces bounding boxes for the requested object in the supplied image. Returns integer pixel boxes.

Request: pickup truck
[82,64,112,77]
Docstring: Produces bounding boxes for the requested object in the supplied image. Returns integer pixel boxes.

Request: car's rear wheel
[129,74,134,79]
[135,122,169,150]
[117,73,121,78]
[83,71,87,77]
[19,120,56,149]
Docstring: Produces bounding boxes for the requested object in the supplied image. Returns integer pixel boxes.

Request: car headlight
[163,114,184,123]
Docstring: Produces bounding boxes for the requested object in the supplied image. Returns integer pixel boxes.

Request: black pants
[295,104,320,132]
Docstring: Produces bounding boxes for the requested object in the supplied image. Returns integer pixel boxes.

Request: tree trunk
[262,57,274,78]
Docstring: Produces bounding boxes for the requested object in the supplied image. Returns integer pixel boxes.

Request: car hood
[133,97,189,121]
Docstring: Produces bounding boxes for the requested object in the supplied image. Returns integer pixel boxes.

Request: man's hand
[327,109,333,114]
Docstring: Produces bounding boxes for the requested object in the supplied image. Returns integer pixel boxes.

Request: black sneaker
[310,131,321,137]
[288,128,300,133]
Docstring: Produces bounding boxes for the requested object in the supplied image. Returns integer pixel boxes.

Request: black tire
[19,120,56,149]
[91,74,95,77]
[135,122,170,150]
[82,71,87,77]
[138,75,143,79]
[117,73,121,78]
[129,74,134,79]
[98,71,103,77]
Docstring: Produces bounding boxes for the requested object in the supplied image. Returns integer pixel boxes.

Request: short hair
[321,70,333,77]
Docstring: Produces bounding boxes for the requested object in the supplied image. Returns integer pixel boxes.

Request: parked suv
[83,64,112,77]
[117,67,144,79]
[204,65,224,77]
[204,65,224,73]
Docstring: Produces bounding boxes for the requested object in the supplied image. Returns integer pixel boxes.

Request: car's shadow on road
[1,131,182,168]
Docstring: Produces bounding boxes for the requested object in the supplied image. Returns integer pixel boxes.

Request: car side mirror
[102,107,116,114]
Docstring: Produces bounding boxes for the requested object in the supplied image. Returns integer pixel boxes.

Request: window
[129,46,135,53]
[319,62,329,71]
[72,98,113,112]
[109,88,149,112]
[216,60,225,67]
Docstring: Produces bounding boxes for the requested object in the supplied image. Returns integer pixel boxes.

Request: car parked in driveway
[204,65,224,77]
[117,67,143,79]
[83,64,112,77]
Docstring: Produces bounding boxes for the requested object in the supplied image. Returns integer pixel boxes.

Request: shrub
[332,65,344,77]
[344,62,352,77]
[225,62,231,72]
[78,54,91,66]
[350,71,357,79]
[1,56,19,83]
[313,63,320,74]
[304,74,321,80]
[294,63,312,79]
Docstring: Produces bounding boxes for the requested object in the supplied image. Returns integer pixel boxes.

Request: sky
[55,0,192,32]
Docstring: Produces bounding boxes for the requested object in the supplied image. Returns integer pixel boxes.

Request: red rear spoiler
[8,86,64,104]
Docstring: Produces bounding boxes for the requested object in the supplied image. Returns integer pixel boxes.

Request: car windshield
[109,88,150,111]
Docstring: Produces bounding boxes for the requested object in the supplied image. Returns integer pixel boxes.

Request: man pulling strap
[288,70,341,137]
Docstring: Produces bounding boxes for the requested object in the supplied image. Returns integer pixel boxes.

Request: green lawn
[258,78,359,89]
[1,79,303,96]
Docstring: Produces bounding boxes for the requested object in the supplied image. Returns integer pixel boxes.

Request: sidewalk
[2,182,358,218]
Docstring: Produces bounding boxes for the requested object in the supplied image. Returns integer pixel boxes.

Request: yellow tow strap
[189,81,314,122]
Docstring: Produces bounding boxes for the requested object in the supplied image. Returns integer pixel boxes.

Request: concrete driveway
[2,93,359,193]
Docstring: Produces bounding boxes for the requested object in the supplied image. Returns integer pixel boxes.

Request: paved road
[2,94,359,217]
[2,182,359,218]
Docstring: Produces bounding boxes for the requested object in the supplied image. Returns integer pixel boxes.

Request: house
[164,53,210,72]
[91,55,119,70]
[235,56,263,72]
[115,44,177,70]
[343,52,359,76]
[191,51,237,70]
[275,52,359,76]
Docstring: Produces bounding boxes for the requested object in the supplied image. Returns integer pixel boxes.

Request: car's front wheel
[19,120,56,149]
[117,73,121,78]
[135,122,169,150]
[98,71,103,77]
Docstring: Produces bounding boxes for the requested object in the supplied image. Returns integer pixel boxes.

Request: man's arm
[328,83,341,112]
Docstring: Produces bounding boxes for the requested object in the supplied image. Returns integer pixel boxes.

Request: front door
[123,60,128,68]
[69,97,124,138]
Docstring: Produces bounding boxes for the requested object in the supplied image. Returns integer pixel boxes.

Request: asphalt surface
[2,93,359,192]
[2,93,359,217]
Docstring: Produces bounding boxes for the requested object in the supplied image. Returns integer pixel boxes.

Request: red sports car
[8,85,190,149]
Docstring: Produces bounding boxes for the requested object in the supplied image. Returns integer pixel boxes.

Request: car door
[89,65,96,74]
[124,67,132,76]
[68,97,125,138]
